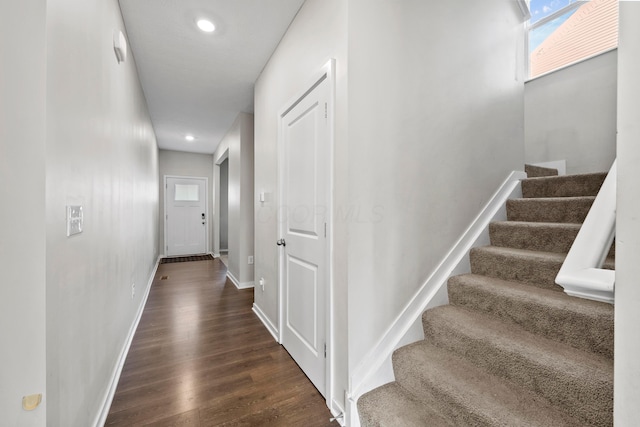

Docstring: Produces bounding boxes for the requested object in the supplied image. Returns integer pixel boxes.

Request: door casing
[163,175,209,256]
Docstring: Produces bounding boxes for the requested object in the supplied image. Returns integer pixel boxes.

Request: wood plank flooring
[105,258,336,426]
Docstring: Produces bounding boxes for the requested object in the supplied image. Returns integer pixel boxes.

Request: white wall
[214,113,254,286]
[347,0,524,386]
[0,0,48,425]
[525,50,617,174]
[254,0,524,416]
[253,0,348,413]
[615,2,640,425]
[44,0,159,425]
[158,150,214,255]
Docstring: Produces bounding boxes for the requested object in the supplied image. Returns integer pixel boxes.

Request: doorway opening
[164,176,208,256]
[214,149,230,262]
[277,59,335,405]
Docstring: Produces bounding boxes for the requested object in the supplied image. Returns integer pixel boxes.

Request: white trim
[226,270,240,287]
[237,281,255,289]
[93,256,160,427]
[163,175,209,256]
[213,150,230,257]
[325,58,337,415]
[225,270,253,289]
[556,160,616,304]
[252,303,279,341]
[277,59,336,407]
[346,171,526,425]
[517,0,531,21]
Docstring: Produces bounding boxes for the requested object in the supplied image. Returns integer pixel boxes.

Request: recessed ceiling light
[197,19,215,33]
[185,135,195,141]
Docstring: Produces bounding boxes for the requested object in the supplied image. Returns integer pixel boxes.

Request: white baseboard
[237,281,254,289]
[330,398,346,426]
[252,303,279,341]
[346,171,526,425]
[226,271,254,289]
[226,271,240,287]
[93,255,160,427]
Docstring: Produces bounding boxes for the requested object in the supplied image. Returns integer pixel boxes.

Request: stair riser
[447,277,614,360]
[470,248,563,290]
[525,164,559,178]
[392,369,502,427]
[422,315,613,426]
[506,198,594,223]
[357,383,452,427]
[393,342,579,427]
[521,173,606,198]
[490,223,580,254]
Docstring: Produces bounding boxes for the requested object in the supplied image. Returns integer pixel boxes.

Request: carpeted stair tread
[521,172,606,198]
[525,164,559,177]
[490,221,581,253]
[506,197,595,223]
[393,341,581,427]
[358,382,453,427]
[421,306,613,426]
[470,246,564,290]
[447,274,614,359]
[358,169,615,427]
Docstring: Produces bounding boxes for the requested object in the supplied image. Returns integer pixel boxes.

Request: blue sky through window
[529,0,581,50]
[530,0,576,23]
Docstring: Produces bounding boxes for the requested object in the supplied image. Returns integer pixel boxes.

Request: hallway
[105,258,335,426]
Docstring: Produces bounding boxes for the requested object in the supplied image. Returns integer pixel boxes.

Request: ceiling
[119,0,306,154]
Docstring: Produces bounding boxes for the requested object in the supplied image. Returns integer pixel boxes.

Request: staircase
[357,166,614,426]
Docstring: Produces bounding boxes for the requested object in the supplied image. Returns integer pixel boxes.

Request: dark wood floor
[105,258,336,426]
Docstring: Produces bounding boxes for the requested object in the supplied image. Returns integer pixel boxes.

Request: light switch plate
[66,205,83,236]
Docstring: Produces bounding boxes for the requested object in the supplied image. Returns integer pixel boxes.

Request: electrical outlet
[131,283,135,299]
[248,255,254,265]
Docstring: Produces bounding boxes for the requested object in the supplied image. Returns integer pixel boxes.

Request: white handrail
[555,160,616,304]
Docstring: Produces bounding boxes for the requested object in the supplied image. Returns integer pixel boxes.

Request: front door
[279,72,330,396]
[165,176,207,256]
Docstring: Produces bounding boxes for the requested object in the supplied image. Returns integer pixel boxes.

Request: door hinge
[324,223,327,238]
[324,343,327,358]
[324,103,327,119]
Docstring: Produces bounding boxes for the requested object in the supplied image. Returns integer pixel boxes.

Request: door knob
[276,239,286,247]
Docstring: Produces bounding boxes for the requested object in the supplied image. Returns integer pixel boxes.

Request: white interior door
[165,177,207,256]
[279,74,330,396]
